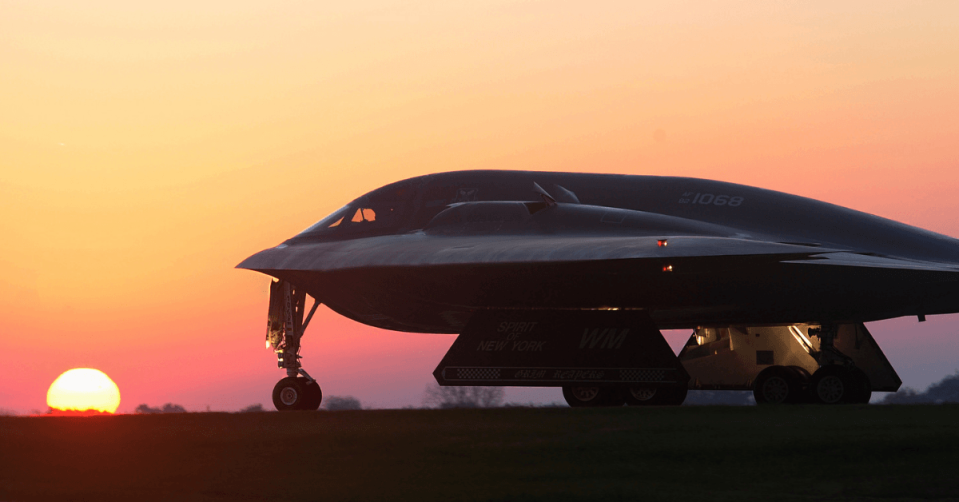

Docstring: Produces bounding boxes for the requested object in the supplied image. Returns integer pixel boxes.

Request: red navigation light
[662,265,673,272]
[657,239,668,247]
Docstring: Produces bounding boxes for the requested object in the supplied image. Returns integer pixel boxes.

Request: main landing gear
[751,325,872,405]
[562,385,688,407]
[804,325,871,404]
[266,280,323,411]
[751,364,871,404]
[680,323,896,406]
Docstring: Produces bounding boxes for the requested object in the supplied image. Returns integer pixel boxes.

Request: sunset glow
[47,368,121,414]
[2,1,958,412]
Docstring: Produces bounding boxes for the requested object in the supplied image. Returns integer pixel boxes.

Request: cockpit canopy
[290,180,418,243]
[286,172,587,244]
[285,172,596,244]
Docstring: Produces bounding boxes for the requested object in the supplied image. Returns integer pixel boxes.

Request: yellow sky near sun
[1,1,958,406]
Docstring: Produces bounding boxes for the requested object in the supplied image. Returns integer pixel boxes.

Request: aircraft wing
[241,234,959,276]
[240,235,847,272]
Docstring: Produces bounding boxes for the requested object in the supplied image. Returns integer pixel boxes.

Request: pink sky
[1,1,958,412]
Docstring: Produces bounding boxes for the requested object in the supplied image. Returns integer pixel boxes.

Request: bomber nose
[236,247,287,271]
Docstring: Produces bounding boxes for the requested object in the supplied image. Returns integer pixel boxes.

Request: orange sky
[1,1,958,412]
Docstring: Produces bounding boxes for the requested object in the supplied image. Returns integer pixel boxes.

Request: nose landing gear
[272,375,323,411]
[266,280,323,411]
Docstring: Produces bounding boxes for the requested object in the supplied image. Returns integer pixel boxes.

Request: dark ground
[1,405,958,501]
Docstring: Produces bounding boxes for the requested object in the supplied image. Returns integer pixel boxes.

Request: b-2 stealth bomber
[238,170,959,409]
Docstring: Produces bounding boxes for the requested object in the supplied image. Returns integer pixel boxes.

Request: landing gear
[303,379,323,409]
[562,385,688,407]
[809,366,871,404]
[626,387,658,405]
[847,367,873,404]
[625,385,687,406]
[750,364,872,405]
[562,386,626,407]
[272,377,323,411]
[684,323,894,407]
[810,366,847,404]
[748,323,876,405]
[753,366,807,405]
[266,280,323,411]
[806,324,873,405]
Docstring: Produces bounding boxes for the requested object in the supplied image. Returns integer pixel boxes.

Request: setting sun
[46,368,121,414]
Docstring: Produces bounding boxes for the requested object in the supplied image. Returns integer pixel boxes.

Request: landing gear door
[433,309,688,387]
[836,323,902,392]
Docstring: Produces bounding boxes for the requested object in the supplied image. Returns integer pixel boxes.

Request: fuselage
[238,170,959,333]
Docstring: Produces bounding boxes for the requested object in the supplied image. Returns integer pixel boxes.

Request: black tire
[272,376,307,411]
[846,367,872,404]
[299,377,323,411]
[754,366,803,405]
[625,386,660,406]
[562,386,602,407]
[625,385,687,406]
[809,366,854,404]
[562,386,623,407]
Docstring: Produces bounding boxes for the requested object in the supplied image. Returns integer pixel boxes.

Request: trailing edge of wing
[781,252,959,273]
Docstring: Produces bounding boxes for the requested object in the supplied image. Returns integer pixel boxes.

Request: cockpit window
[298,205,351,235]
[352,207,376,223]
[291,181,417,242]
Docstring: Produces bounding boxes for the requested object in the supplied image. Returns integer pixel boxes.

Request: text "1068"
[678,193,744,207]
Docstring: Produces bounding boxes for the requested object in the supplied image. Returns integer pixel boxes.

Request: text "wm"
[579,328,629,349]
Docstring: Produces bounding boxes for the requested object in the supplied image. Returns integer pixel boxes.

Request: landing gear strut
[266,280,322,411]
[806,325,872,404]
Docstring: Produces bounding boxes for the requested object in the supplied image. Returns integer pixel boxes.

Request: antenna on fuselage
[532,182,557,207]
[552,185,580,204]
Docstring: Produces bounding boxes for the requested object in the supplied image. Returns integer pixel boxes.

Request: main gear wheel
[562,386,625,407]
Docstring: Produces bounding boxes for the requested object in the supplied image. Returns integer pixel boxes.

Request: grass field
[1,405,958,501]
